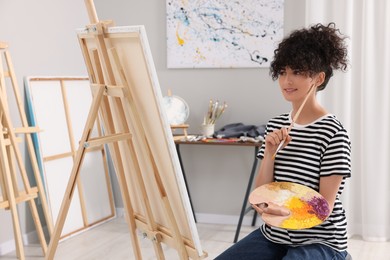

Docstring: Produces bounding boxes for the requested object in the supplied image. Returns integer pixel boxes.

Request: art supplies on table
[201,138,240,143]
[203,99,227,125]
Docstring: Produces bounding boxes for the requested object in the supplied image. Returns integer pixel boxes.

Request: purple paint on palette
[306,196,330,221]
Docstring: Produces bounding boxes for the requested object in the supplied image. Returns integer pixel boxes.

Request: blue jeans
[215,229,348,260]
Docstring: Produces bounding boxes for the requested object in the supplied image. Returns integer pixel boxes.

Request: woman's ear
[316,72,326,86]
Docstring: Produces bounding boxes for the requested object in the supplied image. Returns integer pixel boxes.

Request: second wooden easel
[0,42,53,259]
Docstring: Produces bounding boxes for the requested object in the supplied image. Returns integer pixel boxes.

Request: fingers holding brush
[279,127,292,146]
[266,128,291,151]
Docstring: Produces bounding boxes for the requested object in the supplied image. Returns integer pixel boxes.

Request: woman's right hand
[264,127,292,155]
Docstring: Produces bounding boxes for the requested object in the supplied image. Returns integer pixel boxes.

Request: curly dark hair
[270,23,348,91]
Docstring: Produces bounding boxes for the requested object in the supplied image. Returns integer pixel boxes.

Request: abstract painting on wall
[166,0,284,68]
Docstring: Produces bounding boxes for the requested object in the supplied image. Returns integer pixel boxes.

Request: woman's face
[278,67,317,103]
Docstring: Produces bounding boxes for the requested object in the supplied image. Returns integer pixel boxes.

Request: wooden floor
[1,217,390,259]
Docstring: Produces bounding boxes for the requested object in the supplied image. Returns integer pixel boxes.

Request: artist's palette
[249,182,330,230]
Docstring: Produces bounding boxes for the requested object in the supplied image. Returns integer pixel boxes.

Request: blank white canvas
[28,80,71,156]
[24,77,115,238]
[44,158,84,236]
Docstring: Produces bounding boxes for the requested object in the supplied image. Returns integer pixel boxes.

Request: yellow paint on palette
[281,197,323,229]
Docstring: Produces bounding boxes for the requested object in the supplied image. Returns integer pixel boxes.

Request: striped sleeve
[320,128,351,178]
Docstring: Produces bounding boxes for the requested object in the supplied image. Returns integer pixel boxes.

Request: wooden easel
[46,1,206,259]
[0,42,53,259]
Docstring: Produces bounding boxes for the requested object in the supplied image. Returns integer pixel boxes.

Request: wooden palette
[249,182,330,230]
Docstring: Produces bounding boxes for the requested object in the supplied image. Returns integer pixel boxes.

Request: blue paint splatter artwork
[166,0,284,68]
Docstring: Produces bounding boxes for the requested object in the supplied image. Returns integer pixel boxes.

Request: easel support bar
[90,83,126,97]
[6,127,42,134]
[4,137,22,146]
[14,127,42,134]
[0,187,39,209]
[84,133,132,148]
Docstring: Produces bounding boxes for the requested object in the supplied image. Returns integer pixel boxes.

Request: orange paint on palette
[281,197,323,229]
[285,197,308,215]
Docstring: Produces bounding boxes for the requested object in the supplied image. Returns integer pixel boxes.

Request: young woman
[216,23,351,260]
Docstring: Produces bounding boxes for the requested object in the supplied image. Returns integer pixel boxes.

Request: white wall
[0,0,306,251]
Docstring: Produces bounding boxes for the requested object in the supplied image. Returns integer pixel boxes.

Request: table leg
[233,147,259,243]
[175,144,197,222]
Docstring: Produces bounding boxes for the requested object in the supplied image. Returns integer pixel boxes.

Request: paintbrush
[204,99,227,125]
[272,84,316,159]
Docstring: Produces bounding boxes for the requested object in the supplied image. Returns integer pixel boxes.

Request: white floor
[1,217,390,259]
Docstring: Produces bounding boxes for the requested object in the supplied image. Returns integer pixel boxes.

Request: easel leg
[0,92,48,255]
[145,141,188,259]
[25,132,54,235]
[90,48,143,259]
[46,84,106,260]
[0,135,25,260]
[107,142,143,260]
[27,200,48,253]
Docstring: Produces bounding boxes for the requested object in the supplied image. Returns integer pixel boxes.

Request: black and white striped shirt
[257,112,351,251]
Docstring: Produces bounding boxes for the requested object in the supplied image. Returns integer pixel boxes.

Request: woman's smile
[283,88,297,94]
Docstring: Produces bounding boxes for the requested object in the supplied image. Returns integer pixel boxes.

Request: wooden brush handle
[292,84,316,124]
[272,84,316,159]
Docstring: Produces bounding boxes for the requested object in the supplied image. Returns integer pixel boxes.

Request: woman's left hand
[252,202,290,216]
